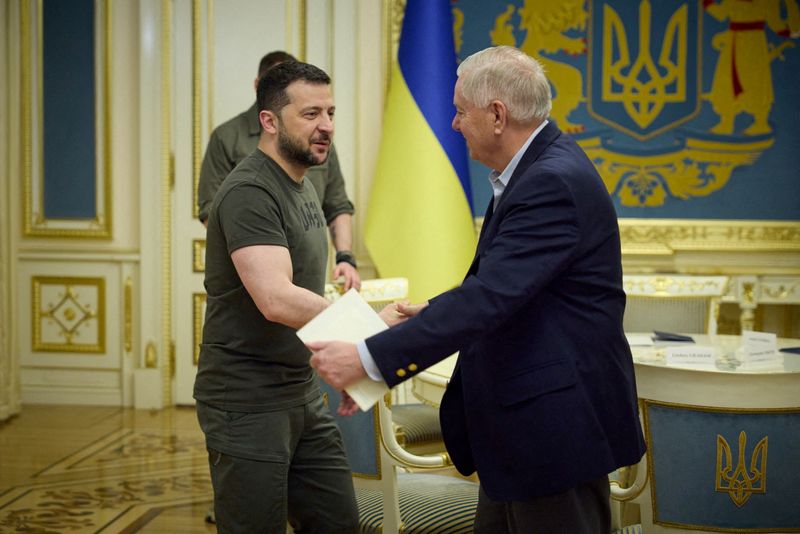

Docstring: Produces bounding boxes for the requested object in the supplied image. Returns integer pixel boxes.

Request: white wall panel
[211,0,287,127]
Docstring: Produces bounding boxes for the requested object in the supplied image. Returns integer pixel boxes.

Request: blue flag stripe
[398,0,472,201]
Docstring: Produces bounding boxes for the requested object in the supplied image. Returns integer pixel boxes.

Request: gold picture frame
[32,276,106,353]
[21,0,113,238]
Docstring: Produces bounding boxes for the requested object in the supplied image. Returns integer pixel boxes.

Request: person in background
[194,61,359,533]
[308,45,646,533]
[198,50,360,290]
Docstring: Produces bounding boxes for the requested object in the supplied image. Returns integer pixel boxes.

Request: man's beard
[277,127,329,168]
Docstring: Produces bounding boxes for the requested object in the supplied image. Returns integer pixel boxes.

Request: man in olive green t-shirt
[198,50,360,290]
[194,61,359,534]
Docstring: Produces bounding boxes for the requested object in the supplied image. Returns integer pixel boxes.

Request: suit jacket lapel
[468,122,562,272]
[467,199,494,273]
[496,121,561,211]
[477,198,494,243]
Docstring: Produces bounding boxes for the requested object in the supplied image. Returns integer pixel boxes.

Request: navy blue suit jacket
[366,122,646,501]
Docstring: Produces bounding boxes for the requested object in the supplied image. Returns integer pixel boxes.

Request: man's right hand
[378,300,428,327]
[395,301,428,317]
[307,340,366,390]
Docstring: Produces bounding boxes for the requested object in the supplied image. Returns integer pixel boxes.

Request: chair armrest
[377,396,452,469]
[610,455,648,502]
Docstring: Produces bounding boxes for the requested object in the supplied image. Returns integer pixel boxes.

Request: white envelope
[297,289,390,410]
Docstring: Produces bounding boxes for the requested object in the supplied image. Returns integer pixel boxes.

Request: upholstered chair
[622,275,730,334]
[320,382,478,533]
[610,397,800,533]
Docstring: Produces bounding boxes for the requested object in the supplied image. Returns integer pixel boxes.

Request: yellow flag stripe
[365,65,476,302]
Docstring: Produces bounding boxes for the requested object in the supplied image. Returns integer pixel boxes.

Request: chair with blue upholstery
[610,398,800,533]
[320,382,478,533]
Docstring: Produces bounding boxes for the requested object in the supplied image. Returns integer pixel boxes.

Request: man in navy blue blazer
[309,46,646,533]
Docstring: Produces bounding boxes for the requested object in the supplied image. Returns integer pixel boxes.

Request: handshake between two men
[307,300,428,416]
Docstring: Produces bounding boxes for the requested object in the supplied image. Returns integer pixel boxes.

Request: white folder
[297,289,390,410]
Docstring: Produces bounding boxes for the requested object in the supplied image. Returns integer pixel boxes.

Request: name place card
[740,330,781,368]
[666,345,716,369]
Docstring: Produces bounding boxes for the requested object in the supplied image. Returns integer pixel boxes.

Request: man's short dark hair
[257,61,331,114]
[258,51,296,78]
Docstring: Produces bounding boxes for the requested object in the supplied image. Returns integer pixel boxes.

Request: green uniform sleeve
[198,130,235,223]
[319,145,354,225]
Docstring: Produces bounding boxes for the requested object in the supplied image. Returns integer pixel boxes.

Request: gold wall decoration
[192,239,206,272]
[21,0,113,238]
[761,280,800,301]
[32,276,105,353]
[619,220,800,255]
[192,293,206,366]
[716,431,768,508]
[384,0,406,95]
[474,217,800,256]
[144,341,157,368]
[124,276,132,352]
[191,0,202,220]
[623,274,729,297]
[161,0,174,405]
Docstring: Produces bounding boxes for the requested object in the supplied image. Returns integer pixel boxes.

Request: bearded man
[193,61,359,534]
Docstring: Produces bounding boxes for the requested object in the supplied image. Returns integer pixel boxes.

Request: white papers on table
[626,334,654,346]
[666,345,716,369]
[740,330,782,369]
[297,289,389,411]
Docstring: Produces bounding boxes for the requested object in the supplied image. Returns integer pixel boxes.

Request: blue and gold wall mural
[22,0,112,237]
[452,0,800,221]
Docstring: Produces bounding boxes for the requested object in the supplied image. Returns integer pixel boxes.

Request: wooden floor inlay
[0,406,215,533]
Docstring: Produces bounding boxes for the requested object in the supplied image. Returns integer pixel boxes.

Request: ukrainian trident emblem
[590,0,700,139]
[716,431,768,507]
[473,0,799,207]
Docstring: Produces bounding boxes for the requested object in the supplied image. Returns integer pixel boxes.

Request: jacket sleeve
[319,145,354,224]
[367,167,582,387]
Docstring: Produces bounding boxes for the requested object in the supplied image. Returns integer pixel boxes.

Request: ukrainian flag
[365,0,476,303]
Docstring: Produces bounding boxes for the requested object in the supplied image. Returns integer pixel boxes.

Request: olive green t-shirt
[194,150,328,412]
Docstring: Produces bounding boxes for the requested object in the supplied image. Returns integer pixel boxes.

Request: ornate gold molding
[474,218,800,255]
[191,0,202,220]
[206,0,214,133]
[623,275,729,297]
[760,280,800,302]
[618,220,800,255]
[384,0,405,96]
[192,293,205,366]
[22,0,113,238]
[192,239,205,272]
[144,341,157,368]
[124,276,132,352]
[161,0,173,402]
[32,276,105,353]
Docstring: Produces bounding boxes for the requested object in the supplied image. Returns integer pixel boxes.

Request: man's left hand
[337,391,359,417]
[307,340,366,389]
[332,262,361,291]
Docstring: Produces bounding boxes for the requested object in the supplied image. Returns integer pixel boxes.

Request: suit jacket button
[408,363,418,371]
[396,369,407,377]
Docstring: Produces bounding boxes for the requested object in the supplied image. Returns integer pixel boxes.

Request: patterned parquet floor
[0,405,215,533]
